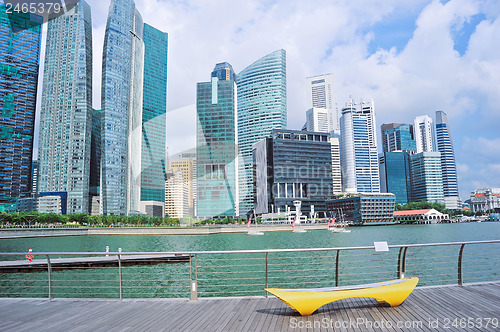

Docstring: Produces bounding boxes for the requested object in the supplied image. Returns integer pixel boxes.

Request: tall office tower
[330,135,342,195]
[236,49,287,216]
[413,115,435,153]
[253,129,332,216]
[197,63,239,217]
[305,108,329,133]
[435,110,460,209]
[381,123,416,153]
[165,170,189,218]
[305,74,338,133]
[0,6,42,212]
[340,99,380,193]
[379,123,416,204]
[379,152,411,204]
[37,0,92,214]
[101,0,144,215]
[170,156,195,216]
[140,24,168,207]
[409,152,444,203]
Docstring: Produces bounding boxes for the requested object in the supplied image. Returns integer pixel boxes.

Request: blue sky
[34,0,500,201]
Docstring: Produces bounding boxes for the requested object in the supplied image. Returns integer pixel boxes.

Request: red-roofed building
[394,208,449,224]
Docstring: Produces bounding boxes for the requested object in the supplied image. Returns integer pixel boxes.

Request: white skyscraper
[305,108,329,132]
[306,74,338,133]
[340,99,380,193]
[413,115,435,153]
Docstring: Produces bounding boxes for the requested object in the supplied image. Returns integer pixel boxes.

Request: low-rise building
[393,209,449,224]
[466,188,500,212]
[326,193,395,224]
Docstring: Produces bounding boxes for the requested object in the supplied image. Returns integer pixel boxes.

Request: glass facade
[141,24,168,203]
[435,111,459,198]
[0,6,42,209]
[236,49,287,216]
[409,152,444,203]
[254,129,332,216]
[101,0,143,215]
[340,100,380,193]
[382,124,416,153]
[326,193,396,224]
[380,151,411,204]
[38,0,93,214]
[197,64,238,217]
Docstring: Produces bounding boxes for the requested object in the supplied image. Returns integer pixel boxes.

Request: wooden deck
[0,282,499,331]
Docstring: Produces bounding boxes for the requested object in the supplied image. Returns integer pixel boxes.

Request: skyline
[31,0,500,201]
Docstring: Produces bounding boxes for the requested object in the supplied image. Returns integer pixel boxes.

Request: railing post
[265,252,268,297]
[118,254,123,300]
[46,255,52,300]
[397,247,405,279]
[335,250,340,287]
[191,254,198,301]
[458,244,465,285]
[401,247,408,279]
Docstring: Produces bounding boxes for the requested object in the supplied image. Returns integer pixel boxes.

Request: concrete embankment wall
[0,225,327,238]
[0,228,88,239]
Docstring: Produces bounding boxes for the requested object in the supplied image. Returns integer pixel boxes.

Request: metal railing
[1,240,499,300]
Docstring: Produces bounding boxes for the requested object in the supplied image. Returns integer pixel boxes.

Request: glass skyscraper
[409,152,444,203]
[236,49,287,216]
[0,6,42,211]
[38,0,93,214]
[101,0,144,215]
[379,123,416,204]
[141,24,168,204]
[435,110,459,207]
[340,99,380,193]
[197,63,239,217]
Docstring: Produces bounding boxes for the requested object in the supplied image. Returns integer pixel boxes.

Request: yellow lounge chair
[265,277,418,316]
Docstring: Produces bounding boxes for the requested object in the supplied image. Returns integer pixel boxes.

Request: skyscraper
[379,123,416,204]
[413,115,435,153]
[101,0,144,215]
[38,0,93,214]
[197,63,239,217]
[305,74,338,134]
[0,6,42,212]
[381,123,416,153]
[305,108,329,133]
[236,49,287,216]
[409,152,444,203]
[435,110,460,208]
[340,99,380,193]
[140,24,168,206]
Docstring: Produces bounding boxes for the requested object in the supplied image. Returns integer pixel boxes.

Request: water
[0,223,499,299]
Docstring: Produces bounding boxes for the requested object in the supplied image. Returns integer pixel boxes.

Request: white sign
[374,241,389,252]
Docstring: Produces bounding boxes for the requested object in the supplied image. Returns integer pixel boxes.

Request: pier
[0,281,499,331]
[0,254,189,272]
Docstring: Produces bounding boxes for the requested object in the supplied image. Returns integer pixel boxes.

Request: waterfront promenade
[1,281,499,331]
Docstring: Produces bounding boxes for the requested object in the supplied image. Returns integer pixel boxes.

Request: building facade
[340,99,380,193]
[0,6,42,212]
[170,156,195,216]
[305,74,338,134]
[381,123,416,153]
[413,115,435,153]
[236,49,287,216]
[435,110,460,209]
[326,193,396,224]
[196,63,239,217]
[409,152,444,203]
[379,152,411,205]
[38,0,93,214]
[101,0,144,215]
[141,24,168,205]
[467,188,500,212]
[330,135,342,195]
[305,108,329,133]
[253,129,332,217]
[165,170,189,218]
